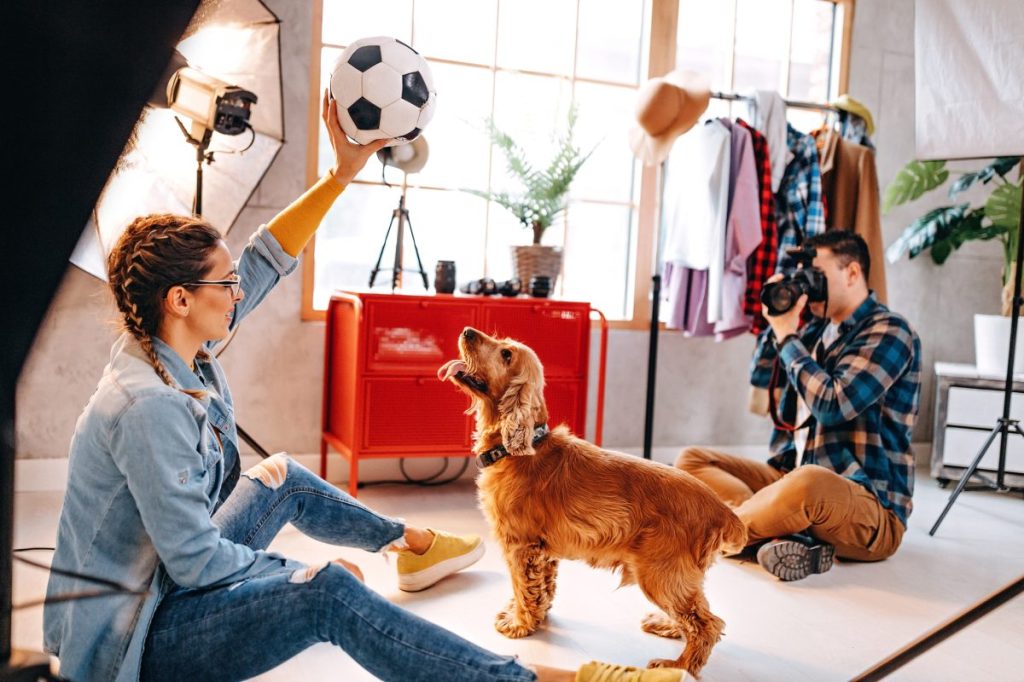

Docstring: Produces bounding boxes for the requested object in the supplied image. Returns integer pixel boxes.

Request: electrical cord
[357,456,471,489]
[11,548,150,611]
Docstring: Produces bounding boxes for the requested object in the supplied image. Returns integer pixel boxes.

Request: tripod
[931,170,1024,535]
[369,192,429,290]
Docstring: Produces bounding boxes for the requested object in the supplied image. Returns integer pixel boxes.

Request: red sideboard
[321,290,607,495]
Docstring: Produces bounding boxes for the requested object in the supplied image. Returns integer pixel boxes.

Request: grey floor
[11,448,1024,681]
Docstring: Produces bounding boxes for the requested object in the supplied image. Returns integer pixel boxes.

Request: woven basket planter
[511,245,563,290]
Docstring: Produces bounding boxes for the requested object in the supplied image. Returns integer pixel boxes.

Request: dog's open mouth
[438,359,488,393]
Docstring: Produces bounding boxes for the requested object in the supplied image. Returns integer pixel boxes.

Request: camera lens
[762,280,803,316]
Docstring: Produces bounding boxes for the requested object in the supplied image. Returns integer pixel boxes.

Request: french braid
[107,214,223,399]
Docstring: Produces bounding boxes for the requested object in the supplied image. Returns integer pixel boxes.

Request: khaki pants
[676,446,904,561]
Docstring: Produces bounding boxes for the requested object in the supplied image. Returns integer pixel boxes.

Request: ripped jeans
[140,455,535,682]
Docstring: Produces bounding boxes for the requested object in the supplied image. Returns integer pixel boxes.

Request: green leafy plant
[884,156,1022,313]
[466,105,595,245]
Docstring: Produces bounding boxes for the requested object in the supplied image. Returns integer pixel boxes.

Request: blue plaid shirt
[750,293,921,526]
[775,123,826,258]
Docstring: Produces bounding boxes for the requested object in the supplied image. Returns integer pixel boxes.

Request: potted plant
[466,104,595,290]
[884,156,1022,374]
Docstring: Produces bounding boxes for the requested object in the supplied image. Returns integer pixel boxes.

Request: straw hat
[629,70,711,165]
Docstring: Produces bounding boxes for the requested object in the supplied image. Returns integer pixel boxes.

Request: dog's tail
[717,509,748,556]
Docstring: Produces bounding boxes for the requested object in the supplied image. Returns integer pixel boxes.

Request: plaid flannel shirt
[775,123,826,259]
[737,119,778,334]
[749,293,921,526]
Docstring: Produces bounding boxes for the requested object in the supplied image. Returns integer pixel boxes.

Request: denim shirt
[44,226,299,681]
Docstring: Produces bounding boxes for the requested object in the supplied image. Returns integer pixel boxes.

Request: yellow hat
[830,94,875,136]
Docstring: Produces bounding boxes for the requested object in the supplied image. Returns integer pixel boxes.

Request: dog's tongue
[438,359,467,382]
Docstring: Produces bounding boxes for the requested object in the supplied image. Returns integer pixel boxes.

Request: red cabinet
[321,291,606,495]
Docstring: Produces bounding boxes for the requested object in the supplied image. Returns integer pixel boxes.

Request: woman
[43,90,681,682]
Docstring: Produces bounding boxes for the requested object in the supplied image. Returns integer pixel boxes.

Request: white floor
[11,448,1024,681]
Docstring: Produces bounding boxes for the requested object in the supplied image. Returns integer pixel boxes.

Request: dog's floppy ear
[496,346,547,456]
[498,372,540,456]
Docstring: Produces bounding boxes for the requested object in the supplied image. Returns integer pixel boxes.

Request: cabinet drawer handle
[419,301,429,308]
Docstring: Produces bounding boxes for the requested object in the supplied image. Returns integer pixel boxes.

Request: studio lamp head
[166,66,257,139]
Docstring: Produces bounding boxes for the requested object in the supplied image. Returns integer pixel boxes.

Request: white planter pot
[974,313,1024,376]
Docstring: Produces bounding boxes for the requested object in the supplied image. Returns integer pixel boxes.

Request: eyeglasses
[182,276,242,297]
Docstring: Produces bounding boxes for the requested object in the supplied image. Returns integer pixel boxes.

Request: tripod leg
[402,209,430,289]
[930,421,1003,536]
[369,212,397,287]
[237,424,271,459]
[392,206,406,290]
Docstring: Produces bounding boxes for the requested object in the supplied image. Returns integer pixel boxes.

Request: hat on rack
[628,69,711,165]
[829,94,875,136]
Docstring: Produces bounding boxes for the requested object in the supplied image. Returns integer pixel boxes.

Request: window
[304,0,850,326]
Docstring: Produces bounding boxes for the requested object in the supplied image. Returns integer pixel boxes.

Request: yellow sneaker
[396,529,484,592]
[575,661,686,682]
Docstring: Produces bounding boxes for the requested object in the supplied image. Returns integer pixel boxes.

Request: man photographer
[675,230,922,581]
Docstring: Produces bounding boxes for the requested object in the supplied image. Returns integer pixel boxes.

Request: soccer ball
[329,36,437,146]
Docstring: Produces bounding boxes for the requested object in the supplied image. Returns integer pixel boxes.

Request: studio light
[167,66,257,139]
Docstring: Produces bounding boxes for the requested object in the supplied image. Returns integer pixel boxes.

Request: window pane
[414,0,496,65]
[788,0,834,102]
[490,72,573,195]
[572,81,639,204]
[413,62,493,191]
[561,202,634,318]
[321,0,412,46]
[576,0,645,85]
[496,0,577,76]
[676,1,735,91]
[733,0,791,93]
[313,185,489,304]
[398,187,488,288]
[313,183,403,309]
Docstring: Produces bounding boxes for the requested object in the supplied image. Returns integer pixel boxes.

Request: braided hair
[107,214,222,398]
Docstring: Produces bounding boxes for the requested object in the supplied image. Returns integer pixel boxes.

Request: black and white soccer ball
[329,36,437,146]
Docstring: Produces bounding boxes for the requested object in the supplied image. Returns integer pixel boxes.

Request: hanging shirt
[814,128,888,304]
[737,119,779,335]
[714,119,763,339]
[742,89,791,193]
[775,123,826,260]
[662,121,731,330]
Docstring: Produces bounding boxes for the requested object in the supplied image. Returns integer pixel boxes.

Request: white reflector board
[915,0,1024,160]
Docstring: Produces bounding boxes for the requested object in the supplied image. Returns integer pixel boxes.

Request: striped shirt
[750,292,922,526]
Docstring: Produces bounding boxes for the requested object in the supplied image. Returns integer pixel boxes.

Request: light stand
[369,182,429,291]
[175,117,272,460]
[930,166,1024,535]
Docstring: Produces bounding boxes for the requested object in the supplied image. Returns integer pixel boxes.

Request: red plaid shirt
[737,119,778,334]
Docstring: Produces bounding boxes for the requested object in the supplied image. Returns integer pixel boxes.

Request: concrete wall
[16,0,1000,467]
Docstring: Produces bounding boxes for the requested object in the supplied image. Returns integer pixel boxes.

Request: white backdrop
[915,0,1024,160]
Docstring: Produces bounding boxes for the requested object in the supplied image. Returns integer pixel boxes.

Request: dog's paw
[641,612,684,639]
[495,609,535,638]
[647,658,677,668]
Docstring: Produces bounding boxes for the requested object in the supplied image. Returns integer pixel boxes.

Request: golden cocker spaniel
[438,327,746,677]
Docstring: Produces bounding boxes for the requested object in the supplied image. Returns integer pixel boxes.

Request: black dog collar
[476,424,550,468]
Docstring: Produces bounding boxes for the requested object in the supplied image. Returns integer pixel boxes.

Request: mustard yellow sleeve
[267,173,346,257]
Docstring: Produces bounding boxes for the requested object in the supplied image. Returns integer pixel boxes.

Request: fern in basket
[466,105,596,245]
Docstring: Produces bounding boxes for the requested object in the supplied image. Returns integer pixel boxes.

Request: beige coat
[817,130,888,304]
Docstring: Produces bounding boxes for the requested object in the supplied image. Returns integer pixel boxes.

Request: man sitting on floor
[676,230,922,581]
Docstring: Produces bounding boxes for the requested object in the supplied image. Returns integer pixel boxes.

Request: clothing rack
[710,90,839,112]
[642,92,835,460]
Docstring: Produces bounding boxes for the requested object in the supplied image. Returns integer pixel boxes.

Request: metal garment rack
[642,91,835,460]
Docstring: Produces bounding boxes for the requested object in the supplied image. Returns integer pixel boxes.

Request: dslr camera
[760,246,828,316]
